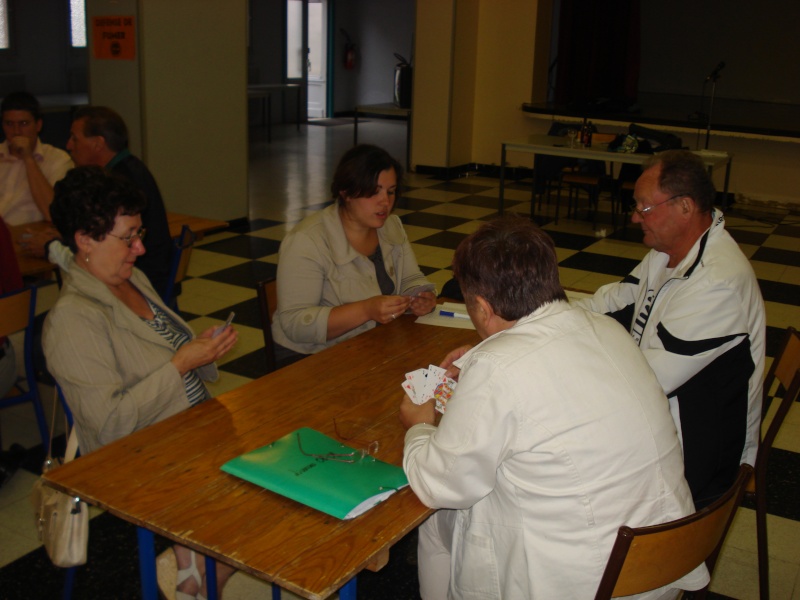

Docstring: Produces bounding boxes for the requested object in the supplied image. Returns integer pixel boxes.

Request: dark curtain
[553,0,641,111]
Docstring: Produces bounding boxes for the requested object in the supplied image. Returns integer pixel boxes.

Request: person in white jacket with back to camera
[400,217,708,600]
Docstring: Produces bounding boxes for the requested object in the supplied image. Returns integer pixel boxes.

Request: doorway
[287,0,328,118]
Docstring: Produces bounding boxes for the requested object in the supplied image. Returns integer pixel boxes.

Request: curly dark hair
[331,144,403,203]
[50,166,146,253]
[452,216,567,321]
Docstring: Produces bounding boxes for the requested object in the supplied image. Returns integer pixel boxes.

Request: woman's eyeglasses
[107,228,147,247]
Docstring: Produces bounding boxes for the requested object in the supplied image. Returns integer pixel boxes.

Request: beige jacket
[43,262,217,455]
[272,203,430,354]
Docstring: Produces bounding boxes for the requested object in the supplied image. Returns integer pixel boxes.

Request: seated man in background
[23,106,173,299]
[400,217,707,600]
[574,150,765,508]
[0,91,72,225]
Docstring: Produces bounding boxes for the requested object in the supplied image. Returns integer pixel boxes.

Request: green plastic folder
[220,427,409,520]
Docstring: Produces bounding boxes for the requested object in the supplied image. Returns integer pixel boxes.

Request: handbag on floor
[30,391,89,567]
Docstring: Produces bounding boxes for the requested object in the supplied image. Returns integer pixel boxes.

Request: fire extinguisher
[341,28,356,70]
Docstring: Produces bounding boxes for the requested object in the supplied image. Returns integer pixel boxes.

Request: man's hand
[399,394,436,430]
[9,136,35,160]
[439,345,472,380]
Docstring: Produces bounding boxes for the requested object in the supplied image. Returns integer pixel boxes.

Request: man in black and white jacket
[575,149,765,508]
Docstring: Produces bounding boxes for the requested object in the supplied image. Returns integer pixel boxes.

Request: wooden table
[498,134,734,214]
[166,211,228,240]
[43,314,480,600]
[10,213,227,279]
[353,103,412,172]
[8,221,59,279]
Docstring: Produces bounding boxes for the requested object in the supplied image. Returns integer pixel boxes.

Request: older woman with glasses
[43,166,237,599]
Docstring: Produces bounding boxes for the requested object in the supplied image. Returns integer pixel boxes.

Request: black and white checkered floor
[0,120,798,599]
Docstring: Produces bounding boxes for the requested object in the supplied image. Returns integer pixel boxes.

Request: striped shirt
[142,300,209,407]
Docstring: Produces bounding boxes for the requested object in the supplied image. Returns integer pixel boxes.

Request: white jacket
[404,301,708,599]
[575,209,765,506]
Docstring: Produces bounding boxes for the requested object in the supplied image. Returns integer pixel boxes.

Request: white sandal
[156,547,206,600]
[176,548,203,600]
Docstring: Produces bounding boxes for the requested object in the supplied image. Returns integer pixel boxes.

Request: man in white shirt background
[0,91,73,225]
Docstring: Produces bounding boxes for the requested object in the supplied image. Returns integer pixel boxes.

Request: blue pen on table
[439,310,470,320]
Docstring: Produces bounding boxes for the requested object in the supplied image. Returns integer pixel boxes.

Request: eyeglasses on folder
[296,431,379,464]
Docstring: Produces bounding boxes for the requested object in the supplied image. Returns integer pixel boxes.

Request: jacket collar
[453,300,571,368]
[63,262,174,338]
[655,208,725,279]
[321,203,405,266]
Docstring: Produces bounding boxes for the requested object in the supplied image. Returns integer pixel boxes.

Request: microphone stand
[693,82,707,150]
[705,74,719,150]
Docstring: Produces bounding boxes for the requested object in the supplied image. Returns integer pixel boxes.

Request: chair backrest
[755,327,800,477]
[256,277,278,373]
[163,225,196,307]
[1,286,50,446]
[0,286,35,339]
[594,463,753,600]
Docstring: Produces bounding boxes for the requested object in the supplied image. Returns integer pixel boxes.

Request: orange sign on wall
[92,15,136,60]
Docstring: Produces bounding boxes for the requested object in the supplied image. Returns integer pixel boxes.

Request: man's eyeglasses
[630,194,685,218]
[107,228,146,248]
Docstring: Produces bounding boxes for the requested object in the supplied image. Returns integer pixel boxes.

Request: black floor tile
[751,247,800,267]
[207,297,264,330]
[413,231,469,250]
[726,227,770,246]
[774,223,800,238]
[545,230,598,251]
[401,212,470,230]
[176,309,201,322]
[452,195,514,209]
[226,218,283,234]
[426,181,494,194]
[765,325,789,360]
[200,260,277,289]
[220,348,271,380]
[0,512,171,600]
[761,448,800,521]
[607,226,644,244]
[758,279,800,306]
[198,235,281,260]
[418,265,441,276]
[396,197,439,211]
[559,253,639,278]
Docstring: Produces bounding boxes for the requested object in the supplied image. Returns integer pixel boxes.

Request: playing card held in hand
[401,365,457,414]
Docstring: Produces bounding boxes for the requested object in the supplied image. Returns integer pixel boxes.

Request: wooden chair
[0,286,49,447]
[256,277,278,373]
[163,225,196,309]
[748,326,800,600]
[594,463,753,600]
